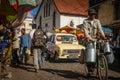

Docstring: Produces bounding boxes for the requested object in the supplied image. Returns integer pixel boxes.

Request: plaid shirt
[83,19,105,39]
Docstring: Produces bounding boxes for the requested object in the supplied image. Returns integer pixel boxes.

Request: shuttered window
[53,11,56,27]
[39,16,42,27]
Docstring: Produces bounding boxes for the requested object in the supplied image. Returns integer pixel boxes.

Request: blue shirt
[20,34,31,48]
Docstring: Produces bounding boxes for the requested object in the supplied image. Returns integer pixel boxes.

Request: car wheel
[54,52,59,61]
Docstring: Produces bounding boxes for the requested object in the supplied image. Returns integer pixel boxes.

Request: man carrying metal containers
[80,9,114,79]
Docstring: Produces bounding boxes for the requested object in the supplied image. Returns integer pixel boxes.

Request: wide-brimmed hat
[88,9,97,15]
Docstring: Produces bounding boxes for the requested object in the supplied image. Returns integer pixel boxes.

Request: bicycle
[80,39,110,80]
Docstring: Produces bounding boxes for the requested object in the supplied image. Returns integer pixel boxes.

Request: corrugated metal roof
[53,0,88,16]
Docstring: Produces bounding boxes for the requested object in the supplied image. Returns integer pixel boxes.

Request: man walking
[29,21,36,55]
[20,28,31,64]
[12,30,20,66]
[32,26,46,72]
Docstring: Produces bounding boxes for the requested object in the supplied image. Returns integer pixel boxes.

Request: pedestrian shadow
[10,63,35,72]
[48,59,79,63]
[42,68,98,80]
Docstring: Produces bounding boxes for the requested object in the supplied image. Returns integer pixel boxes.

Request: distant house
[34,0,88,32]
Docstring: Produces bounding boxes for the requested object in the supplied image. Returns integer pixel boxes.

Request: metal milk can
[106,48,115,64]
[103,42,111,54]
[84,42,96,63]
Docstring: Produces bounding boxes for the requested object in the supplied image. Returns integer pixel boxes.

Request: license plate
[70,54,78,56]
[67,56,78,59]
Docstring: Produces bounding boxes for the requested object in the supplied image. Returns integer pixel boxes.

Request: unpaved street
[8,57,120,80]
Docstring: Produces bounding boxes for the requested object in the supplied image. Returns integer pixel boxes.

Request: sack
[33,29,45,47]
[106,48,115,64]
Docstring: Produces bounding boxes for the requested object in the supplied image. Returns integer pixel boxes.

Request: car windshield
[56,35,77,42]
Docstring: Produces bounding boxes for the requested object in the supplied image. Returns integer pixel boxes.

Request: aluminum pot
[84,42,96,63]
[103,42,111,54]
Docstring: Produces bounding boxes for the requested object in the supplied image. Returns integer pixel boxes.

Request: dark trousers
[12,48,20,65]
[20,47,28,64]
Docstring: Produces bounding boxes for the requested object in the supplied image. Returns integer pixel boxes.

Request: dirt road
[8,57,120,80]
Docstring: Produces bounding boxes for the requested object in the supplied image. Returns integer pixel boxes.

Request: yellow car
[46,33,85,60]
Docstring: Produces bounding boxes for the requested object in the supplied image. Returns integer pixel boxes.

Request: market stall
[55,26,85,39]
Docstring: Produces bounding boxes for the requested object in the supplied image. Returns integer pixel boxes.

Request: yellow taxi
[46,33,85,60]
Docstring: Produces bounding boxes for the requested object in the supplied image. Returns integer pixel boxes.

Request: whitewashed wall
[35,0,60,33]
[60,15,86,28]
[35,0,87,33]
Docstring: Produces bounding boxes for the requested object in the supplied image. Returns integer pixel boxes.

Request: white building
[16,18,33,36]
[34,0,88,32]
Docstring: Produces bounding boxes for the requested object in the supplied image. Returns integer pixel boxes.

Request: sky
[27,5,40,19]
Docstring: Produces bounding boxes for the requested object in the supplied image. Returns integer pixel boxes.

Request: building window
[48,3,51,16]
[53,11,56,27]
[44,2,51,18]
[45,24,48,32]
[39,16,42,27]
[44,5,45,18]
[46,3,48,17]
[29,23,32,26]
[45,24,48,27]
[115,0,120,20]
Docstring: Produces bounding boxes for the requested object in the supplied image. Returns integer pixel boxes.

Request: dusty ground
[6,57,120,80]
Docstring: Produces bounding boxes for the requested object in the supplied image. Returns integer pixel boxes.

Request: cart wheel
[98,55,108,80]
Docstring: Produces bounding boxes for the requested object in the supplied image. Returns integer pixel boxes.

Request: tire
[53,52,59,61]
[79,49,85,64]
[98,55,108,80]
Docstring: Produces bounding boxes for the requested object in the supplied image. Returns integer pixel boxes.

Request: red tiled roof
[53,0,88,16]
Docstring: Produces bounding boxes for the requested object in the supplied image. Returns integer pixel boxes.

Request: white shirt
[29,29,36,39]
[91,20,94,26]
